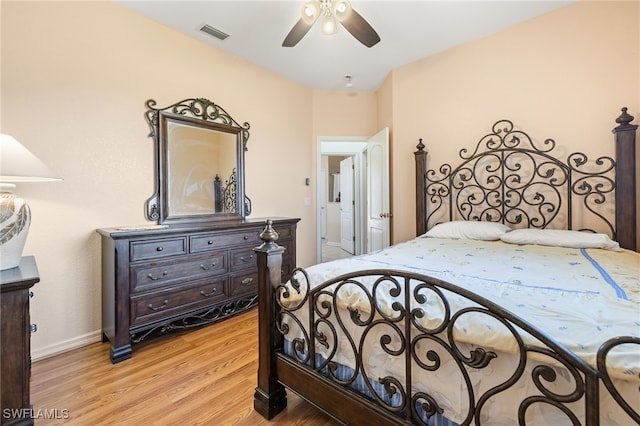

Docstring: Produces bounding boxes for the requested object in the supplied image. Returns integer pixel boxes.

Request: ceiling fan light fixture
[333,0,352,21]
[283,0,379,48]
[301,1,320,25]
[321,14,338,35]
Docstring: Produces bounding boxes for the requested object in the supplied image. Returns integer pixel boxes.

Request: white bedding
[279,237,640,424]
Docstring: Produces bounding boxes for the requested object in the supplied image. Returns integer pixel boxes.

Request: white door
[321,167,328,238]
[340,157,355,254]
[367,128,390,252]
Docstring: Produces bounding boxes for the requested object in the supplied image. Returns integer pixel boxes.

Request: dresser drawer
[278,240,291,256]
[230,247,257,271]
[130,276,227,326]
[229,272,258,297]
[190,228,262,253]
[272,224,293,239]
[130,237,187,261]
[99,218,298,363]
[131,252,227,293]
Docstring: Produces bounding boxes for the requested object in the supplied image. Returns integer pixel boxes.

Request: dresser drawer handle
[147,271,168,281]
[200,287,218,297]
[241,277,254,286]
[207,240,214,245]
[243,235,249,240]
[240,254,255,263]
[156,246,164,252]
[200,263,216,271]
[148,300,169,311]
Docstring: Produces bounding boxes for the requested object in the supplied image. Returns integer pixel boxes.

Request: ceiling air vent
[200,24,229,41]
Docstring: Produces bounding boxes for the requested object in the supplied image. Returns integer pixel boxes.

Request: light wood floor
[321,239,353,263]
[31,308,340,425]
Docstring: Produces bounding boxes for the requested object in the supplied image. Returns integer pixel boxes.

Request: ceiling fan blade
[339,8,380,48]
[282,17,314,47]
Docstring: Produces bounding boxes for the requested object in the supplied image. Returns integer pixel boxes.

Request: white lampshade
[321,14,338,35]
[301,0,320,25]
[0,134,61,182]
[0,133,61,270]
[333,0,352,21]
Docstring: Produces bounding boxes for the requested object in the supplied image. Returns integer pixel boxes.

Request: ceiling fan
[283,0,381,48]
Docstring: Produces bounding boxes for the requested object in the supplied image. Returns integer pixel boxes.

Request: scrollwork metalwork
[223,168,238,213]
[597,336,640,423]
[130,294,257,344]
[274,268,623,424]
[144,98,251,148]
[275,267,312,364]
[413,392,444,425]
[423,120,616,237]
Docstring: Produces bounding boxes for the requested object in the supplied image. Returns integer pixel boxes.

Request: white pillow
[424,221,512,241]
[499,229,622,251]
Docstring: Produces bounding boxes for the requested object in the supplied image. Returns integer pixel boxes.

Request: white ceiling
[115,0,573,92]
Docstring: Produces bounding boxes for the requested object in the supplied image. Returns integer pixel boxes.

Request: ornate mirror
[144,98,250,224]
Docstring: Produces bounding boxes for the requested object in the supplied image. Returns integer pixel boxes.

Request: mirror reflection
[144,97,250,225]
[166,120,238,216]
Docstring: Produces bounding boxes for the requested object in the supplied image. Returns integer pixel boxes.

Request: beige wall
[2,0,638,359]
[311,90,378,136]
[1,1,320,359]
[389,0,639,244]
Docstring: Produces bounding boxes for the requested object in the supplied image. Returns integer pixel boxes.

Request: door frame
[317,137,367,264]
[339,156,355,254]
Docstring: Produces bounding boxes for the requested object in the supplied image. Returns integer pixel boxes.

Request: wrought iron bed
[214,168,240,213]
[253,108,638,425]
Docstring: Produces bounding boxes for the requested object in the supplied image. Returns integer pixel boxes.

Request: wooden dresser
[97,217,298,363]
[0,256,40,426]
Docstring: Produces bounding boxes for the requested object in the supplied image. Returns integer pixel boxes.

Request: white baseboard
[31,330,102,362]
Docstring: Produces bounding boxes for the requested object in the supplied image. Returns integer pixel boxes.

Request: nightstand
[1,256,39,426]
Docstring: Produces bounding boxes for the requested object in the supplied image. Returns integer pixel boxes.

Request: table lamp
[0,134,62,270]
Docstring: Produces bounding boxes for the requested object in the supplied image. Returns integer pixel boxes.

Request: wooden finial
[615,107,634,127]
[259,219,279,245]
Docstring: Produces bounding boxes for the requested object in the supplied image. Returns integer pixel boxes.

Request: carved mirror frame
[144,98,251,224]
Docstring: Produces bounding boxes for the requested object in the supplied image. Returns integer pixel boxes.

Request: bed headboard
[415,108,637,250]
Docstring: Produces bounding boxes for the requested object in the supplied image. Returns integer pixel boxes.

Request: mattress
[278,236,640,425]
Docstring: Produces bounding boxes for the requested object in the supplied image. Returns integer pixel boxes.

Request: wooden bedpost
[415,139,428,237]
[253,220,287,419]
[613,107,638,251]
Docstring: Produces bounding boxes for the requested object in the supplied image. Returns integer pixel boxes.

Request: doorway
[316,129,390,264]
[321,154,356,262]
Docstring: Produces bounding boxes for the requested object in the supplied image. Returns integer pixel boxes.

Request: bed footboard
[254,221,639,425]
